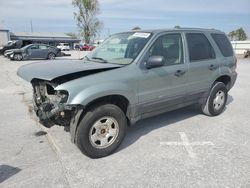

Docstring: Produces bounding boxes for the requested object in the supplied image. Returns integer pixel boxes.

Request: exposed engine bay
[17,60,123,129]
[31,80,77,128]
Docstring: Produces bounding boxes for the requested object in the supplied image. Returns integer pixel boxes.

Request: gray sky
[0,0,249,38]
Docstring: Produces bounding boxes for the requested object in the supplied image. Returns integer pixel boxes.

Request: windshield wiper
[91,57,109,63]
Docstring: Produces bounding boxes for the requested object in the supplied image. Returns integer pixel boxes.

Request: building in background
[231,40,250,55]
[0,29,10,46]
[10,32,80,49]
[0,30,80,49]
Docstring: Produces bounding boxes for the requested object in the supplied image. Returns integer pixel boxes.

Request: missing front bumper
[34,102,77,128]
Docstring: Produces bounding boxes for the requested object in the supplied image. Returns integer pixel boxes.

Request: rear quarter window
[211,33,234,57]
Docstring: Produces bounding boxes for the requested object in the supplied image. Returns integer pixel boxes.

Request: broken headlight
[55,90,69,103]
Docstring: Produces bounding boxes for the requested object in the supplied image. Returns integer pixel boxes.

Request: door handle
[175,70,186,77]
[208,64,217,71]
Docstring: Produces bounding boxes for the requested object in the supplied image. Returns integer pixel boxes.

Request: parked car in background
[80,44,95,51]
[0,40,23,55]
[57,43,70,51]
[4,49,15,58]
[17,28,237,158]
[74,44,80,50]
[9,44,60,61]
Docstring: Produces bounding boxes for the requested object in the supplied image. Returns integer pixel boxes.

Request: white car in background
[57,43,70,51]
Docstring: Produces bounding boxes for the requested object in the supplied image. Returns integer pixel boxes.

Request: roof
[9,32,81,42]
[121,28,223,34]
[11,32,72,38]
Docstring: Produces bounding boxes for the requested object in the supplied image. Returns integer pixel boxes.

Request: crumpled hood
[5,48,20,54]
[17,60,123,82]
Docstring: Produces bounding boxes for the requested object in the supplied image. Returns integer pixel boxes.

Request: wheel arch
[70,94,131,143]
[214,75,231,90]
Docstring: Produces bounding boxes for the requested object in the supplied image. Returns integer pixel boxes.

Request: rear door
[137,32,188,116]
[184,32,219,101]
[38,45,49,58]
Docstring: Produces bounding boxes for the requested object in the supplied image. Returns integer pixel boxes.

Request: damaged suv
[18,28,237,158]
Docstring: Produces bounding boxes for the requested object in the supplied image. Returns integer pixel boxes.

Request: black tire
[13,53,23,61]
[76,104,127,158]
[201,82,228,116]
[48,53,56,60]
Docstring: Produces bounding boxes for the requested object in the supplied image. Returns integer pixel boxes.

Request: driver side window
[29,45,39,50]
[149,33,183,66]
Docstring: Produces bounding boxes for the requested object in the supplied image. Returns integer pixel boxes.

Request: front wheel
[201,82,228,116]
[13,53,23,61]
[76,104,127,158]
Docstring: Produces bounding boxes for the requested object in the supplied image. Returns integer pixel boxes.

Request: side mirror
[145,56,165,69]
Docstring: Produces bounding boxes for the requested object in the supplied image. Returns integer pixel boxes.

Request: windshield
[87,32,152,65]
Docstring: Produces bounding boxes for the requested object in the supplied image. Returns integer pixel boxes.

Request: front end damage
[31,80,80,128]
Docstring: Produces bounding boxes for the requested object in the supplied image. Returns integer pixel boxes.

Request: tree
[228,28,247,41]
[132,26,141,31]
[235,27,247,41]
[174,25,181,29]
[228,31,236,41]
[65,32,78,39]
[72,0,102,44]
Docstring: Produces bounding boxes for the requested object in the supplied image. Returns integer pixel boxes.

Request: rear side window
[39,45,48,49]
[211,33,233,57]
[186,33,215,61]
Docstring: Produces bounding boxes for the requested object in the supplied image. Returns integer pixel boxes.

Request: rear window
[186,33,215,62]
[211,33,234,57]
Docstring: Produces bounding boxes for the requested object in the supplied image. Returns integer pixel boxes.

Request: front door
[27,45,40,59]
[137,33,188,116]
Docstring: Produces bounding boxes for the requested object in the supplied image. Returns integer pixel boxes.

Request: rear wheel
[48,53,56,60]
[76,104,127,158]
[13,53,23,61]
[201,82,228,116]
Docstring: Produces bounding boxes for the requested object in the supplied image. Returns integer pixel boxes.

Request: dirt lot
[0,53,250,187]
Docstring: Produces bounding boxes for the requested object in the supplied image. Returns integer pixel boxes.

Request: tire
[13,53,23,61]
[76,104,127,158]
[48,53,56,60]
[201,82,228,116]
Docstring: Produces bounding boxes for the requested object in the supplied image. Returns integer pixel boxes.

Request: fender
[57,81,137,107]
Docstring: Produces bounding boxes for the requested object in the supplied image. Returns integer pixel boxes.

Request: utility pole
[30,19,33,33]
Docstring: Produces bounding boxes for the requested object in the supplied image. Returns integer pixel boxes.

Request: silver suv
[18,28,237,158]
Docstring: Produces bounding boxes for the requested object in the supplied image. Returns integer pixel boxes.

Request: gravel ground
[0,52,250,188]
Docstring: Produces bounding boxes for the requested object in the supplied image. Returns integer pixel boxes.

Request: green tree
[235,27,247,41]
[229,28,247,41]
[72,0,102,44]
[228,30,236,41]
